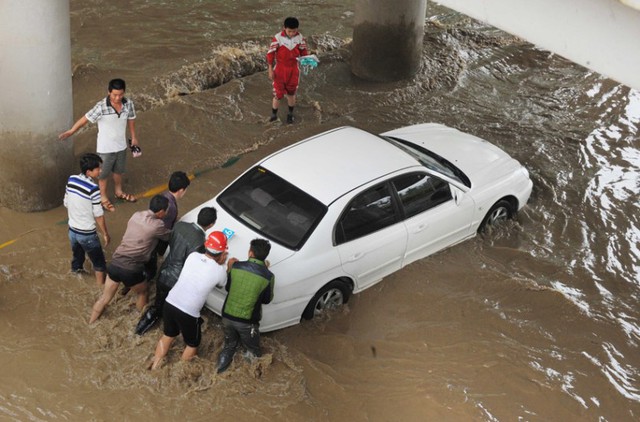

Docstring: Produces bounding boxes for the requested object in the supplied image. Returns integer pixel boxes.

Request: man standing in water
[149,231,231,370]
[59,78,140,211]
[89,195,171,324]
[64,153,110,286]
[138,170,192,289]
[217,238,275,373]
[267,17,308,124]
[160,171,191,233]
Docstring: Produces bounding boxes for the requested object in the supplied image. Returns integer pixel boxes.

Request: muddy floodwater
[1,1,639,420]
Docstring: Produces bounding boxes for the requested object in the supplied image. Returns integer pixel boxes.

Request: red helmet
[205,231,227,254]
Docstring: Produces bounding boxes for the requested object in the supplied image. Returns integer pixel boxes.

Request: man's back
[158,221,205,289]
[111,210,170,270]
[166,251,227,318]
[222,258,274,324]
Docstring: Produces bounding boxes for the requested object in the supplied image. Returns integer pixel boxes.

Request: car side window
[335,183,398,244]
[392,173,452,219]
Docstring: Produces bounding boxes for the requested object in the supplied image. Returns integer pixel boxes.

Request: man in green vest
[217,238,274,373]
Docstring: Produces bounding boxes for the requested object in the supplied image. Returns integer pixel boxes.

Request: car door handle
[348,252,364,262]
[414,224,428,233]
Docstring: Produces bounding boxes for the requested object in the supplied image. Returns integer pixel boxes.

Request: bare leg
[271,97,279,110]
[112,172,124,197]
[95,270,106,287]
[131,281,149,311]
[181,346,198,362]
[89,276,120,323]
[149,335,175,370]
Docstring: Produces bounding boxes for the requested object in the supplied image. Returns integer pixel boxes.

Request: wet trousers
[217,318,261,372]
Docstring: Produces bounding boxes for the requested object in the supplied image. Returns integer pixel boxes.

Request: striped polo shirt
[64,173,104,234]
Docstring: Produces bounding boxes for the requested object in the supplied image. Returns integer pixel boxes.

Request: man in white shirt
[58,78,139,211]
[148,231,234,370]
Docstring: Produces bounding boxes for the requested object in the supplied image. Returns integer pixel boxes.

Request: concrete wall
[436,0,640,90]
[0,0,73,211]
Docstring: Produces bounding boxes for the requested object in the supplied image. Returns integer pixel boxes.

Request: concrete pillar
[351,0,427,82]
[0,0,73,212]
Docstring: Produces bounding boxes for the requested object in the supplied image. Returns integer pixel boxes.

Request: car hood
[179,199,296,266]
[382,123,520,186]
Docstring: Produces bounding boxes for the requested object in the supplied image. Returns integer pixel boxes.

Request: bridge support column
[0,0,73,212]
[351,0,427,82]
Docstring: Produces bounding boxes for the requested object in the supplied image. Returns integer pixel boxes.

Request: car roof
[260,126,419,205]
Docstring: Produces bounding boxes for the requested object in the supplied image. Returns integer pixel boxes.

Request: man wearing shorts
[267,17,308,124]
[89,195,171,324]
[64,153,111,286]
[59,78,140,211]
[148,231,232,370]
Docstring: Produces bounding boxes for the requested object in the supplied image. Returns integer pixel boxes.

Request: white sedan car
[181,123,533,332]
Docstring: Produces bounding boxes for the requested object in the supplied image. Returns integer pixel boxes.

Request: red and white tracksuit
[267,30,308,98]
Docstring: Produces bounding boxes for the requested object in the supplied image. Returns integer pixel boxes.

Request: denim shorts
[99,149,127,179]
[69,230,106,272]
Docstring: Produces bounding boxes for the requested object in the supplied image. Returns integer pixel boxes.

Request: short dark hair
[250,238,271,261]
[80,153,102,174]
[197,207,217,228]
[168,171,190,193]
[108,78,126,92]
[284,17,299,29]
[149,194,169,213]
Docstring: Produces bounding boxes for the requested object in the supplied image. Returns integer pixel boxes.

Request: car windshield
[217,166,327,250]
[383,136,471,188]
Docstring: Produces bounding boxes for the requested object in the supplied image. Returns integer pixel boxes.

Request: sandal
[101,199,115,212]
[115,192,137,203]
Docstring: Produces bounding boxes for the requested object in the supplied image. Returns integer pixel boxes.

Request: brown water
[1,1,639,420]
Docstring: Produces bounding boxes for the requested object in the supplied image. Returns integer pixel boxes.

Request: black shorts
[163,302,202,348]
[107,263,145,288]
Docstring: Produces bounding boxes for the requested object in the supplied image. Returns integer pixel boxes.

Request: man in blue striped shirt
[64,153,111,286]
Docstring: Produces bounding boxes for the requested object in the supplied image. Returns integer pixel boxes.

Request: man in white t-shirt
[148,231,234,370]
[59,78,139,211]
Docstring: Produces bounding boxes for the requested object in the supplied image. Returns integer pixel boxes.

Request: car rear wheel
[479,199,514,232]
[302,280,352,320]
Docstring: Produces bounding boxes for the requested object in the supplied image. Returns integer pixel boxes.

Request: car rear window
[217,166,327,250]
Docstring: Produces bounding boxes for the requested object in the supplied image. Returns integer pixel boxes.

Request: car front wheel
[302,280,352,320]
[479,199,514,232]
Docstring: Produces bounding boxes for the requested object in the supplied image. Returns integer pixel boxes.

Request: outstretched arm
[59,115,89,140]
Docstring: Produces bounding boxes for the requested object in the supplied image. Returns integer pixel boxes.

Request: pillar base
[0,133,73,212]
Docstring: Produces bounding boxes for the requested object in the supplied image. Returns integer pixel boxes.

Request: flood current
[0,1,639,420]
